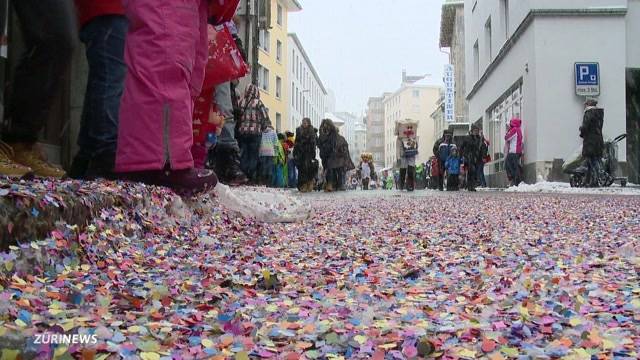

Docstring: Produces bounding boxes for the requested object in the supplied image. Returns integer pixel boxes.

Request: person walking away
[0,0,75,178]
[361,161,371,190]
[237,84,272,183]
[272,133,287,188]
[579,99,605,187]
[318,119,338,192]
[114,0,218,195]
[433,130,454,191]
[285,131,297,188]
[478,131,490,187]
[461,125,484,192]
[504,118,524,187]
[334,133,354,191]
[293,118,318,193]
[69,1,127,180]
[258,126,277,186]
[445,147,462,191]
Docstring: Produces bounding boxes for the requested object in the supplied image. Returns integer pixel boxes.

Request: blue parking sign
[575,62,600,96]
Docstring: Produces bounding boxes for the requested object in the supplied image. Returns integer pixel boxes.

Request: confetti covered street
[1,179,639,360]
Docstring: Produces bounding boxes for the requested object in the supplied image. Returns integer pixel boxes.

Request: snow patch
[504,181,640,195]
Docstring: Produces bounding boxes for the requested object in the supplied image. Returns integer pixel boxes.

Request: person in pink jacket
[115,0,217,195]
[504,118,523,186]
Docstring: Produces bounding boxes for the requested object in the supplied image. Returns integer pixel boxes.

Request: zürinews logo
[31,332,98,346]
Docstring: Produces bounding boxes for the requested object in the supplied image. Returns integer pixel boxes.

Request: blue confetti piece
[18,310,32,324]
[31,208,39,217]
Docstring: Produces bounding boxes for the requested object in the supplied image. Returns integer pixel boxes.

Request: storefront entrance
[627,68,640,183]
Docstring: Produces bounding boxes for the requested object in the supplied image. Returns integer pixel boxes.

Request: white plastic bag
[213,184,312,223]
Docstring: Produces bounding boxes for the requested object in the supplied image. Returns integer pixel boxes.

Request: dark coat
[461,135,485,165]
[333,135,355,171]
[580,108,605,158]
[318,120,338,169]
[294,125,318,185]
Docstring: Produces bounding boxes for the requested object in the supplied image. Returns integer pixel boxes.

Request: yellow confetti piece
[81,264,91,271]
[500,347,519,357]
[95,355,110,360]
[49,309,63,316]
[128,325,141,333]
[602,339,614,350]
[14,319,27,328]
[201,339,214,348]
[457,349,477,359]
[1,349,20,360]
[140,352,160,360]
[235,352,250,360]
[569,318,582,327]
[265,304,278,312]
[354,335,367,344]
[53,346,68,359]
[379,343,397,350]
[5,261,13,272]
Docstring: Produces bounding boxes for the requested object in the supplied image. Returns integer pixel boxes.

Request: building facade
[334,112,358,151]
[465,0,640,185]
[383,81,442,168]
[287,33,328,131]
[440,0,468,125]
[253,0,301,132]
[365,96,388,168]
[353,120,367,165]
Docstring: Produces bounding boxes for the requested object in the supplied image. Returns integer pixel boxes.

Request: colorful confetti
[0,178,639,359]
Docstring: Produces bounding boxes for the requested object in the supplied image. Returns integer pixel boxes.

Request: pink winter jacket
[116,0,209,172]
[504,118,523,155]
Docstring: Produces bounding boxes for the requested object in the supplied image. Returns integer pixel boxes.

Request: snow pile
[504,181,640,195]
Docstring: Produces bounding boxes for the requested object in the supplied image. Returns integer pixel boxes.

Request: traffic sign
[575,62,600,96]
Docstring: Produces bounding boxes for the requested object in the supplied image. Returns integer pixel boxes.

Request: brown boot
[0,141,34,177]
[9,142,66,178]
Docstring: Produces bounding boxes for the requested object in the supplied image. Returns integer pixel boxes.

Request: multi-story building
[440,0,468,125]
[383,75,442,168]
[251,0,302,132]
[287,33,328,130]
[365,95,389,169]
[334,112,358,150]
[465,0,640,185]
[353,120,368,165]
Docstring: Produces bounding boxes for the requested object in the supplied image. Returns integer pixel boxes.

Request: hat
[285,131,294,137]
[584,97,598,106]
[471,125,480,132]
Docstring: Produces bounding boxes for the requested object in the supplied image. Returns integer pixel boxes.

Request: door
[627,69,640,183]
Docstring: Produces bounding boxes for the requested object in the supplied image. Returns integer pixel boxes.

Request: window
[502,0,510,39]
[485,17,492,62]
[259,30,270,53]
[258,66,270,92]
[276,76,282,99]
[291,82,295,105]
[277,4,283,26]
[276,40,282,63]
[276,113,282,132]
[291,51,295,72]
[413,90,420,98]
[473,40,480,81]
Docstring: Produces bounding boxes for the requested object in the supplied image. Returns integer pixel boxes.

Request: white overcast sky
[288,0,449,115]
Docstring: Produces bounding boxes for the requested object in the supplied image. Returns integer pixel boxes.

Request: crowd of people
[0,0,346,196]
[0,1,606,195]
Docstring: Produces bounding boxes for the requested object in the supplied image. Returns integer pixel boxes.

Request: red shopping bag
[203,23,250,89]
[209,0,241,25]
[192,86,223,146]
